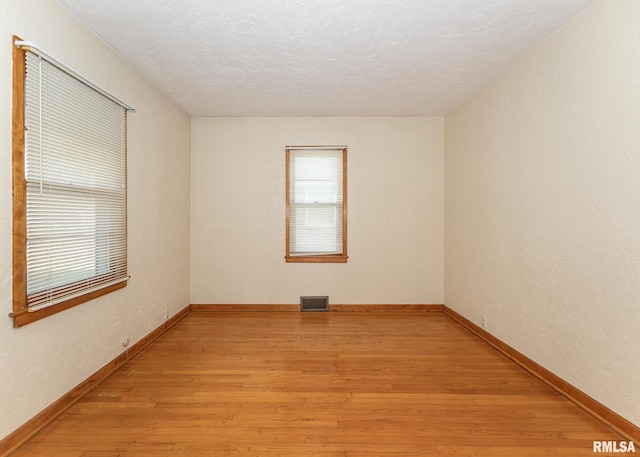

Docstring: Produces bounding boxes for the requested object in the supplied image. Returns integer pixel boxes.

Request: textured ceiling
[56,0,594,117]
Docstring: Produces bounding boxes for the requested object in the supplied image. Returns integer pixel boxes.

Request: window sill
[11,280,127,328]
[285,255,348,264]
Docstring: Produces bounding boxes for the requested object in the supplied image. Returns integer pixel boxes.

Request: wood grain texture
[191,304,443,313]
[284,255,348,263]
[191,304,301,312]
[443,305,640,444]
[11,35,27,320]
[7,311,628,456]
[11,282,127,328]
[0,306,191,457]
[330,304,443,313]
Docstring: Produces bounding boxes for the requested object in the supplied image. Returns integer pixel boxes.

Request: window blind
[24,51,128,310]
[288,148,344,256]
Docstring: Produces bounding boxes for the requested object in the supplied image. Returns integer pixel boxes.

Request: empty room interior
[1,0,639,455]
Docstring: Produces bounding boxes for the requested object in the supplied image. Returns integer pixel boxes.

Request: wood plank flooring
[10,312,625,456]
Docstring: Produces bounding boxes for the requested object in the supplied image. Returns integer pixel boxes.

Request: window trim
[285,146,348,264]
[11,36,128,328]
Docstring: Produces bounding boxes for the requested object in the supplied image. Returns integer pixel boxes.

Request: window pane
[293,205,339,253]
[26,185,97,293]
[294,182,338,203]
[22,51,128,310]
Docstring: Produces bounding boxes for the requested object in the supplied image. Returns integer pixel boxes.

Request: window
[11,37,133,327]
[285,146,347,263]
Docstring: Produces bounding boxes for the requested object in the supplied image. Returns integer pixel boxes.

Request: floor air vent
[300,296,329,312]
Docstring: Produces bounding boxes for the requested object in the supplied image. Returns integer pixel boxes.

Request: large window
[11,37,133,327]
[285,146,347,263]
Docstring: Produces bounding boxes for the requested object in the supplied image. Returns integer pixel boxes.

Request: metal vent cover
[300,296,329,312]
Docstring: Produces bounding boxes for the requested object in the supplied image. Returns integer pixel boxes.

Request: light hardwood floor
[11,312,625,456]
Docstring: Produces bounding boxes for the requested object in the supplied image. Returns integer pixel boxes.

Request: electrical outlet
[164,308,169,320]
[122,337,130,347]
[481,315,487,329]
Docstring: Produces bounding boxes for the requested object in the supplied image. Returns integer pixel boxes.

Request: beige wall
[3,0,637,443]
[0,0,191,440]
[191,117,443,305]
[445,0,640,426]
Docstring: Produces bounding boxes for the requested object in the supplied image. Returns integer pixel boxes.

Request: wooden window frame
[285,147,348,264]
[11,36,127,328]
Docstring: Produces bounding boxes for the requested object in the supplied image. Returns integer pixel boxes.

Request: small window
[11,37,133,327]
[285,146,347,263]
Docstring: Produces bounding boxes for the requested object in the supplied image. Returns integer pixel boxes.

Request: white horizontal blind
[24,51,128,310]
[288,148,344,256]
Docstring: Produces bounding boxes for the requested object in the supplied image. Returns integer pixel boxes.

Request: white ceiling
[56,0,594,117]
